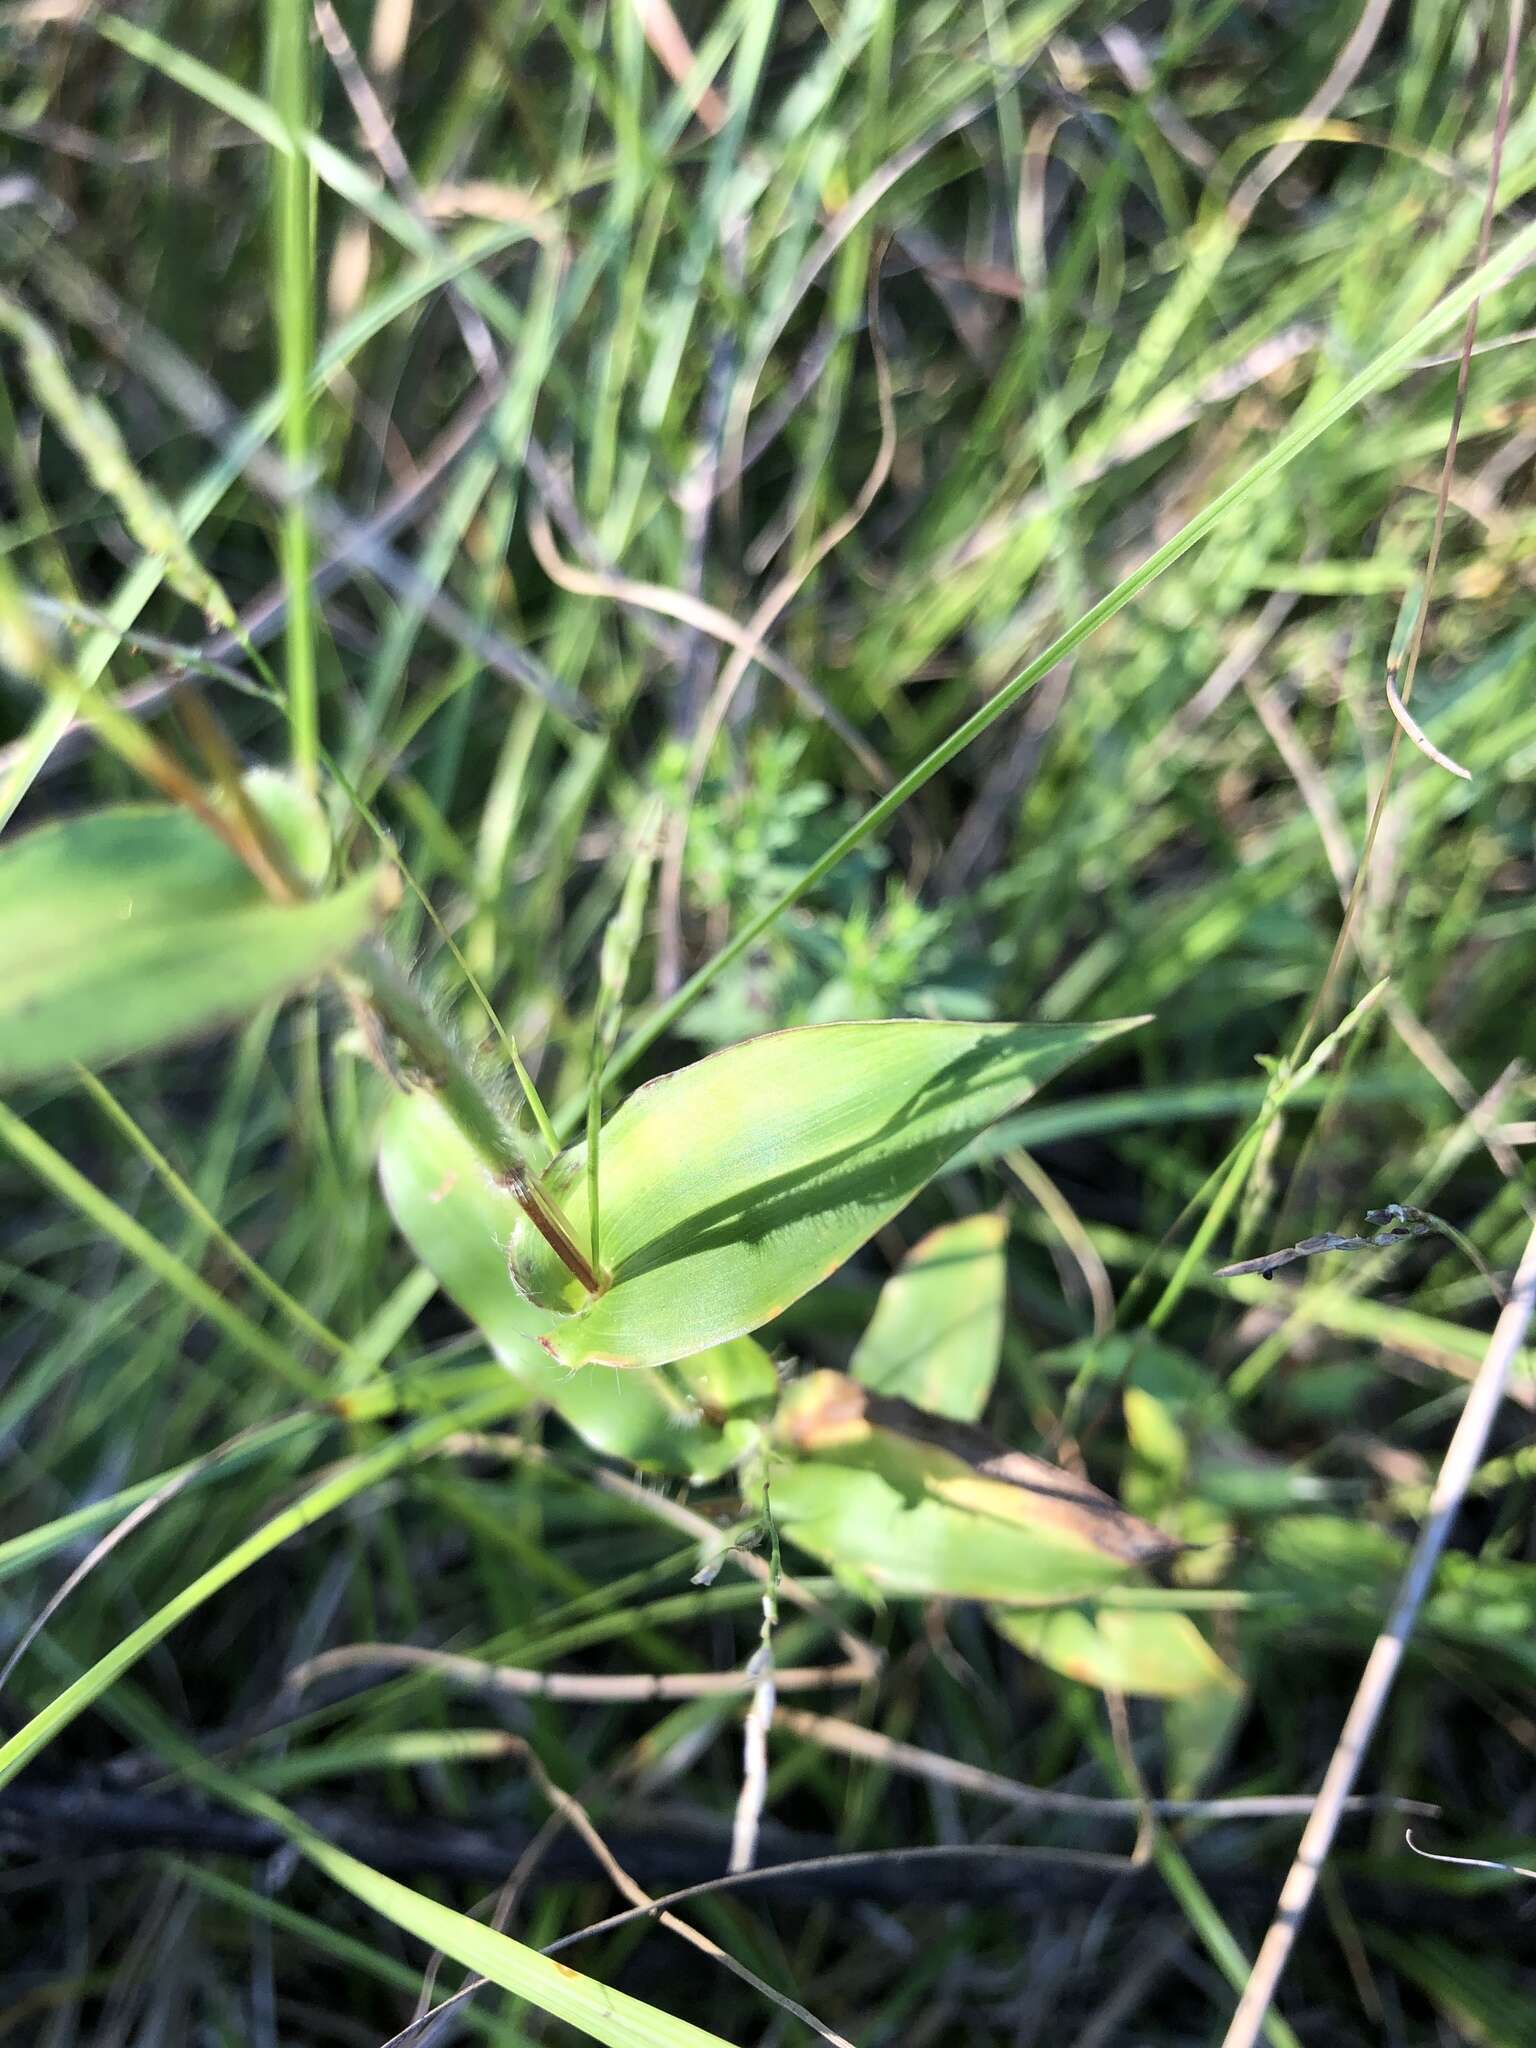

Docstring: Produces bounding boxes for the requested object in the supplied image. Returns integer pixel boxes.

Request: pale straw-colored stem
[1221,1215,1536,2048]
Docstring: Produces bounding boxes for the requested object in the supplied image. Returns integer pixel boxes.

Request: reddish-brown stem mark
[499,1168,603,1297]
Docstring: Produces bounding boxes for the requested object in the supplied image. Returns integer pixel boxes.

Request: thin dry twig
[1384,667,1472,779]
[286,1639,871,1706]
[1243,673,1355,893]
[521,1750,854,2048]
[525,498,888,785]
[1228,0,1394,227]
[1100,25,1216,173]
[1220,1213,1536,2048]
[1411,322,1536,369]
[1104,1687,1157,1866]
[629,0,728,133]
[1405,1831,1536,1882]
[381,1839,1129,2047]
[312,0,501,383]
[377,1731,852,2048]
[772,1710,1437,1825]
[728,1478,781,1875]
[1388,1014,1530,1195]
[1179,590,1302,738]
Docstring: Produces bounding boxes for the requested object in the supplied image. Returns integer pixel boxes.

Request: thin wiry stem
[346,945,599,1294]
[1222,22,1530,2032]
[1220,1214,1536,2048]
[1284,0,1522,1072]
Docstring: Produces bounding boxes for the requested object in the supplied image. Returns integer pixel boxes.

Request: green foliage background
[2,2,1536,2043]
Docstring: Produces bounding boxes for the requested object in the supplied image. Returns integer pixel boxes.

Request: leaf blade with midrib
[512,1017,1144,1371]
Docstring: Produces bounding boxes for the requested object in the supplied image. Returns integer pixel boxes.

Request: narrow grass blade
[599,209,1536,1086]
[0,1384,523,1788]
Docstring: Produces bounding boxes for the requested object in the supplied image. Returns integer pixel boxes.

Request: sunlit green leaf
[377,1088,777,1478]
[851,1211,1007,1419]
[765,1372,1175,1602]
[0,795,384,1083]
[991,1602,1241,1699]
[512,1017,1144,1370]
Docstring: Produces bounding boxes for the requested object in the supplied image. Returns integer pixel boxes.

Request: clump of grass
[3,7,1536,2047]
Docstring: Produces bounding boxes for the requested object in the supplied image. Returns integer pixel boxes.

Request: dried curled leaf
[766,1372,1178,1602]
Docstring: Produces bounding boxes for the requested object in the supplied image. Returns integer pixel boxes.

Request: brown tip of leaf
[866,1391,1181,1568]
[779,1371,874,1449]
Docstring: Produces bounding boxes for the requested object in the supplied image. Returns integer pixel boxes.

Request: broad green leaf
[850,1211,1008,1419]
[377,1088,777,1478]
[0,797,385,1083]
[990,1603,1241,1700]
[765,1372,1176,1602]
[511,1017,1144,1369]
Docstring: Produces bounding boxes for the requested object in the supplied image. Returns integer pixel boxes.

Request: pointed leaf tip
[512,1015,1143,1369]
[991,1603,1241,1699]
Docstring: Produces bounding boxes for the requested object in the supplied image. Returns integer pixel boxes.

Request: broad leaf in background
[990,1603,1240,1700]
[511,1017,1144,1369]
[1163,1681,1250,1798]
[378,1089,777,1478]
[767,1372,1176,1601]
[0,786,385,1083]
[851,1211,1008,1420]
